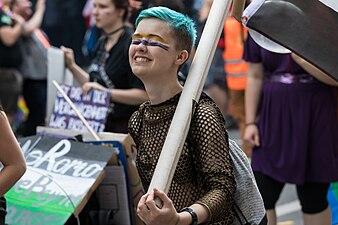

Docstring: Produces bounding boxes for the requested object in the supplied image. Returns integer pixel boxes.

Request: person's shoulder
[129,102,148,125]
[128,102,148,139]
[198,92,219,110]
[0,108,6,121]
[194,92,223,121]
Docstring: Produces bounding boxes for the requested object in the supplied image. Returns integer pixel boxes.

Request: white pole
[147,0,233,197]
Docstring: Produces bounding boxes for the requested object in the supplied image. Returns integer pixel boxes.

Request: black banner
[244,0,338,81]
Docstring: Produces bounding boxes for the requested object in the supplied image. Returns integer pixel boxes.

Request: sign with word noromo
[4,135,116,225]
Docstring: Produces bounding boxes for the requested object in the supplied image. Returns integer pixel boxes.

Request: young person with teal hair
[128,6,236,225]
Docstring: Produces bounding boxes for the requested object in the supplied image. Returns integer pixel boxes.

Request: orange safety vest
[223,17,248,90]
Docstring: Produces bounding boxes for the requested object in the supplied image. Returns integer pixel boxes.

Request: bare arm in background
[61,46,148,105]
[244,62,264,147]
[291,53,338,87]
[82,82,148,105]
[0,14,24,46]
[0,111,26,196]
[61,46,90,85]
[21,0,46,36]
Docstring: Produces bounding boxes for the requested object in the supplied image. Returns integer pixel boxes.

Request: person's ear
[117,8,125,18]
[175,50,189,66]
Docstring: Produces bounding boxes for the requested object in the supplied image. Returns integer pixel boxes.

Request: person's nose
[92,7,98,16]
[135,41,147,52]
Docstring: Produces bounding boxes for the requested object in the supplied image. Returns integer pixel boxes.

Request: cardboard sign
[47,47,74,123]
[49,84,110,133]
[35,127,145,225]
[5,135,116,225]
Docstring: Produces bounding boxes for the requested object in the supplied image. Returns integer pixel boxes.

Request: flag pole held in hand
[147,0,233,207]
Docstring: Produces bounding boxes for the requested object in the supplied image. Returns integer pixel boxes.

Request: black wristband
[179,207,198,225]
[245,122,257,127]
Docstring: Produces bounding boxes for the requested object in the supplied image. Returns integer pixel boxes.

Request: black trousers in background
[22,79,47,136]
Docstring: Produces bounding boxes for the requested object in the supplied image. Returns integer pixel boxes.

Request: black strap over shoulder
[233,202,250,225]
[0,197,6,225]
[233,201,267,225]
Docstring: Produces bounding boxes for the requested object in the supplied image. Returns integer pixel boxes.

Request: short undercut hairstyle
[135,6,197,54]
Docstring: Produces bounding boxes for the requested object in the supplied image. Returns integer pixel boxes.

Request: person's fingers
[137,202,149,212]
[138,193,149,209]
[145,190,160,211]
[84,82,101,93]
[82,86,90,95]
[244,131,254,147]
[153,188,170,207]
[254,133,260,147]
[60,46,73,54]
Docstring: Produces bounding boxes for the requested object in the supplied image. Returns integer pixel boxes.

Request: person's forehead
[14,0,29,4]
[136,18,170,33]
[94,0,112,5]
[137,19,174,39]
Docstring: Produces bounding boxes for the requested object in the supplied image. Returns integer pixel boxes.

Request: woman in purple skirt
[243,33,338,225]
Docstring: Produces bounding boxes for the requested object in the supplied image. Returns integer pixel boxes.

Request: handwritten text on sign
[49,84,110,132]
[5,136,116,225]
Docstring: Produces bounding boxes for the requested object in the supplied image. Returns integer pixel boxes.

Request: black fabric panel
[246,0,338,81]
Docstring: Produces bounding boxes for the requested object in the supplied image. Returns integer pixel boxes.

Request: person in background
[244,32,338,225]
[41,0,88,67]
[0,102,26,224]
[223,14,250,156]
[128,0,186,26]
[128,0,149,26]
[128,6,235,225]
[199,0,228,117]
[12,0,49,136]
[0,0,25,124]
[62,0,148,133]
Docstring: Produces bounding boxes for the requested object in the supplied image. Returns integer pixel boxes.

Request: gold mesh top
[128,92,236,224]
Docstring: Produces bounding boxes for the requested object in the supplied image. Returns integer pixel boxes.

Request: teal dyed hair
[135,6,197,53]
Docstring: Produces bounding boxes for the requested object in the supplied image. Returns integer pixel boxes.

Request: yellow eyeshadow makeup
[131,34,170,51]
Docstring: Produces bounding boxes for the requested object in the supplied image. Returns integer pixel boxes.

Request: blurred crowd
[0,1,337,224]
[0,0,247,141]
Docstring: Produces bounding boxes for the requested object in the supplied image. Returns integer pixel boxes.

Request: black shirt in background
[87,27,144,123]
[0,9,23,68]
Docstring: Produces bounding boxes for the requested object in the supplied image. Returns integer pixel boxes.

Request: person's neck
[145,78,183,105]
[103,22,124,36]
[104,23,124,51]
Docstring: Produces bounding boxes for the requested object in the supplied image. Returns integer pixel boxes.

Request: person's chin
[132,68,144,77]
[95,21,102,28]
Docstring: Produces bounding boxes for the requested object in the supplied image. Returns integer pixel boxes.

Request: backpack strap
[234,201,250,225]
[258,213,268,225]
